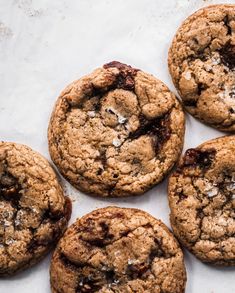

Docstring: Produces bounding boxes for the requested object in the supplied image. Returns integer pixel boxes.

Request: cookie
[0,142,71,276]
[50,206,186,293]
[168,136,235,265]
[48,61,185,197]
[169,4,235,132]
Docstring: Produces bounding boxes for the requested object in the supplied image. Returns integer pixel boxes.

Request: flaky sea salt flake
[112,138,122,147]
[87,111,96,118]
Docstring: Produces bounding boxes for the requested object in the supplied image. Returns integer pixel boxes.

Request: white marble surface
[0,0,235,292]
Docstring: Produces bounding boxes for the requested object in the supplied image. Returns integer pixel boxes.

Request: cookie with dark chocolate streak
[168,136,235,265]
[169,5,235,132]
[0,142,71,276]
[48,61,185,197]
[50,206,186,293]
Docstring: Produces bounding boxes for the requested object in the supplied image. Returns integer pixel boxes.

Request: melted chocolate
[126,262,149,279]
[149,240,165,260]
[103,61,139,90]
[183,148,216,169]
[197,83,208,96]
[223,15,232,35]
[129,114,171,152]
[0,172,21,206]
[219,43,235,70]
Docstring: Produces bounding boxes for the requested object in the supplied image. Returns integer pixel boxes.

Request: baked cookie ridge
[48,61,185,197]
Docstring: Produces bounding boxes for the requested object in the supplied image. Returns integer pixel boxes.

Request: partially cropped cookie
[50,206,186,293]
[169,5,235,131]
[169,136,235,265]
[48,61,185,197]
[0,142,71,276]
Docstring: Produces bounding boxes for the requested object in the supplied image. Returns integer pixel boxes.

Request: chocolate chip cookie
[50,206,186,293]
[169,5,235,131]
[168,136,235,265]
[48,61,185,197]
[0,142,71,276]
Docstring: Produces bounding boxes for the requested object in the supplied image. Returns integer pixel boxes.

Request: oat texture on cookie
[48,61,185,197]
[168,136,235,265]
[169,4,235,131]
[0,142,71,276]
[50,206,186,293]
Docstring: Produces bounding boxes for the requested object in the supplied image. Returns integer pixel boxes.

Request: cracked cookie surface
[0,142,71,276]
[48,61,185,197]
[169,4,235,131]
[168,136,235,265]
[50,206,186,293]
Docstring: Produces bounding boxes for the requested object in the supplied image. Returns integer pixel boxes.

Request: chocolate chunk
[149,243,164,260]
[0,172,21,205]
[99,150,107,168]
[96,168,103,176]
[223,15,232,35]
[219,43,235,70]
[183,148,216,169]
[103,61,139,91]
[99,221,114,241]
[129,114,171,152]
[104,269,116,285]
[0,173,17,187]
[176,191,188,203]
[197,83,208,96]
[126,262,148,279]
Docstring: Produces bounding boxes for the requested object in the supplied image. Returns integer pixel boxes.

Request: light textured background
[0,0,235,292]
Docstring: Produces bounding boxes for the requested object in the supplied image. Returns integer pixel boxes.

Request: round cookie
[0,142,71,276]
[50,206,187,293]
[168,136,235,265]
[169,4,235,132]
[48,61,185,197]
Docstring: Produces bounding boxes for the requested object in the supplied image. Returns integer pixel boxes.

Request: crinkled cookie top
[169,4,235,131]
[50,206,186,293]
[48,61,185,197]
[169,135,235,265]
[0,142,71,276]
